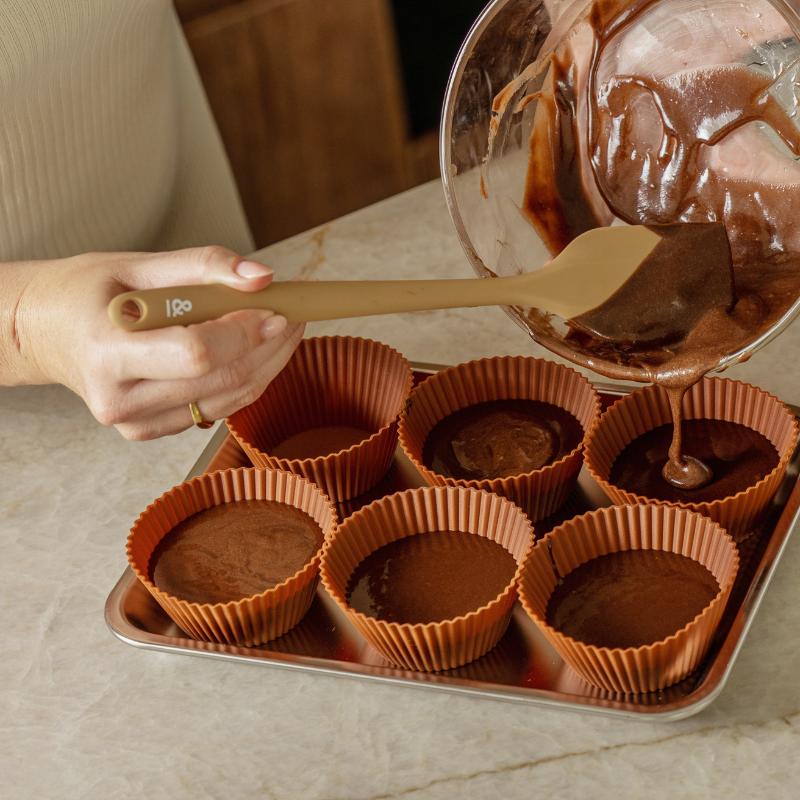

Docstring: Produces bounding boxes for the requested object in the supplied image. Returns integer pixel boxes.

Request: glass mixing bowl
[440,0,800,381]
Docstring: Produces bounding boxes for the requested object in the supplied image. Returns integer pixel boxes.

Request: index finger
[110,247,275,293]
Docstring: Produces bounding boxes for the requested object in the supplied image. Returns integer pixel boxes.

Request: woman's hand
[1,246,304,440]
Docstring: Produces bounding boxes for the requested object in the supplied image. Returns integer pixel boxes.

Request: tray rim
[105,366,800,722]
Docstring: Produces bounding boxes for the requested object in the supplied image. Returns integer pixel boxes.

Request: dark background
[177,0,491,247]
[390,0,489,135]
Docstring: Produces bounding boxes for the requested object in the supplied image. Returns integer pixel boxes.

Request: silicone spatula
[107,223,733,344]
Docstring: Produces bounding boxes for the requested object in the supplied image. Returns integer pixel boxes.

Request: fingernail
[261,315,287,339]
[236,260,274,279]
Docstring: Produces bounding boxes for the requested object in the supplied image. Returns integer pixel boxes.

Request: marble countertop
[4,180,800,799]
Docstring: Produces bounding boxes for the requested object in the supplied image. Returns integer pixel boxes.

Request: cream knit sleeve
[0,0,254,261]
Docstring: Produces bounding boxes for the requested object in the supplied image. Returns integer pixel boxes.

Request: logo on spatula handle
[166,298,193,317]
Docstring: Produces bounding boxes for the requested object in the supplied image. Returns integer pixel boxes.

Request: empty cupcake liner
[227,336,414,502]
[397,356,601,521]
[583,377,799,541]
[127,468,338,648]
[319,485,535,671]
[517,503,739,694]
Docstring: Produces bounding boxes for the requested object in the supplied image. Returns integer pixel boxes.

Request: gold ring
[189,401,214,429]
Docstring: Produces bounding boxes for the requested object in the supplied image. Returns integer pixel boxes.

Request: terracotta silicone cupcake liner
[319,485,534,671]
[553,662,700,705]
[583,377,798,541]
[518,503,740,694]
[397,356,601,521]
[227,336,414,502]
[127,468,338,648]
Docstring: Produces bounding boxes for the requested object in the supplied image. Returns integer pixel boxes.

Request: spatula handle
[107,276,523,331]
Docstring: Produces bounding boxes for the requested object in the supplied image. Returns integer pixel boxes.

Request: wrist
[0,258,68,386]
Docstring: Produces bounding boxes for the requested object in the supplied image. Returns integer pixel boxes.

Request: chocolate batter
[345,530,518,624]
[421,399,584,481]
[518,0,800,488]
[568,223,735,347]
[150,500,324,605]
[523,43,604,254]
[271,426,371,460]
[609,418,779,503]
[546,549,720,648]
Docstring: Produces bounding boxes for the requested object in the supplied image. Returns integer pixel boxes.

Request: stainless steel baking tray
[105,366,800,721]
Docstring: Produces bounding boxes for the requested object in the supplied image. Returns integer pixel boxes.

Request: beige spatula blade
[107,225,662,331]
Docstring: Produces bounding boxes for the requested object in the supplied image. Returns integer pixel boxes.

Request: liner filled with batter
[319,485,534,671]
[518,503,740,693]
[397,356,600,521]
[127,467,338,647]
[583,377,798,540]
